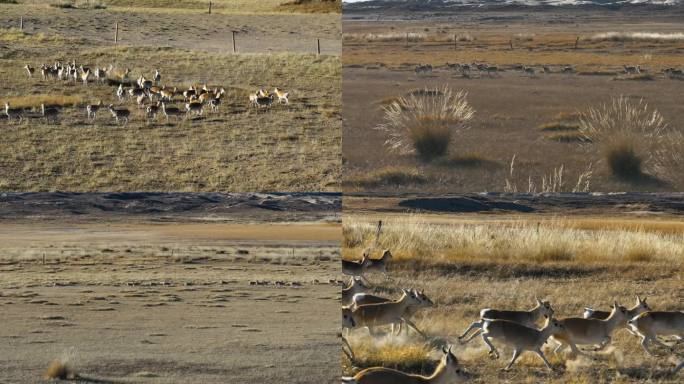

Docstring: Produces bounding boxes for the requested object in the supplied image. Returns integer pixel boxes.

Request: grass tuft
[44,360,77,380]
[578,96,669,180]
[376,86,474,161]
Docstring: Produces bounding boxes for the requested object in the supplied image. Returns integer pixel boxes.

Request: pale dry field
[0,220,341,383]
[342,197,684,383]
[0,2,341,191]
[342,7,684,193]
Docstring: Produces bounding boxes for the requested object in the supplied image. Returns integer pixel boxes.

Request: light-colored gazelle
[350,288,427,338]
[627,310,684,356]
[342,346,468,384]
[24,64,35,78]
[552,301,629,356]
[584,295,650,335]
[459,298,554,342]
[480,316,564,371]
[273,88,289,104]
[342,276,370,306]
[354,289,434,336]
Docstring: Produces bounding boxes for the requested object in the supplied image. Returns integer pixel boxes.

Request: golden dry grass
[342,213,684,382]
[343,215,684,266]
[0,42,340,191]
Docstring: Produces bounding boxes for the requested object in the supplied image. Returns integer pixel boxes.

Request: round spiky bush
[578,96,668,179]
[376,86,474,161]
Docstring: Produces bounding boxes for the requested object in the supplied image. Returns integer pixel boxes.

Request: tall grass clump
[578,96,668,180]
[589,32,684,42]
[376,86,474,161]
[653,131,684,188]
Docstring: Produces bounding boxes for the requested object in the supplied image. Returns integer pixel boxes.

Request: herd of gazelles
[415,62,684,78]
[341,251,683,383]
[3,62,290,125]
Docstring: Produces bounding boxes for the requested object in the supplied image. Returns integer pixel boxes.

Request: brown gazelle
[342,276,370,306]
[341,346,468,384]
[107,104,130,125]
[86,100,103,120]
[24,64,35,78]
[4,102,24,124]
[41,104,60,124]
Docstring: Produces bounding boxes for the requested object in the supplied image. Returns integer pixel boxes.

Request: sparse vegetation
[279,0,340,13]
[345,166,427,188]
[376,86,474,161]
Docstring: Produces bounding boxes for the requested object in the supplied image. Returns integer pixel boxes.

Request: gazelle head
[399,288,423,307]
[379,249,392,262]
[535,297,555,317]
[607,301,629,322]
[634,295,650,313]
[342,306,356,329]
[413,289,434,308]
[440,346,469,382]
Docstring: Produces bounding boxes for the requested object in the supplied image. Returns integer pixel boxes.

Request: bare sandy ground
[0,194,341,383]
[342,8,684,192]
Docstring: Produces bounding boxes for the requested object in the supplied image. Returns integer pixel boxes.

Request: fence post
[231,31,236,53]
[208,1,212,14]
[317,38,320,55]
[405,32,409,47]
[20,17,23,30]
[574,36,579,50]
[509,38,513,50]
[114,22,119,44]
[453,34,457,50]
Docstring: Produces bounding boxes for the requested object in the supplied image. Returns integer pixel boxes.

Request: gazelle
[627,311,684,356]
[41,104,59,124]
[4,102,23,124]
[341,346,468,384]
[209,97,222,112]
[136,93,147,109]
[561,65,574,73]
[120,68,131,83]
[365,249,392,278]
[255,94,274,108]
[273,88,289,104]
[161,102,183,122]
[523,66,535,76]
[23,64,35,78]
[481,316,564,371]
[146,102,161,120]
[584,295,650,324]
[186,101,204,116]
[107,104,130,125]
[342,255,370,281]
[552,301,629,356]
[80,68,91,85]
[354,289,433,335]
[160,87,177,102]
[94,67,107,83]
[86,100,103,120]
[624,65,641,74]
[117,84,125,101]
[415,64,432,75]
[459,298,554,342]
[183,87,197,101]
[350,288,427,338]
[342,276,370,306]
[128,87,145,99]
[153,69,161,85]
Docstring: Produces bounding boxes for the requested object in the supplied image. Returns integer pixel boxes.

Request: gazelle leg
[481,332,499,359]
[504,349,521,371]
[535,348,554,371]
[459,321,482,340]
